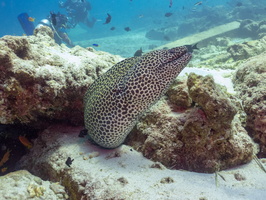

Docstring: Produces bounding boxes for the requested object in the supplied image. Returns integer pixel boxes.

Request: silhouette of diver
[36,12,74,47]
[59,0,96,28]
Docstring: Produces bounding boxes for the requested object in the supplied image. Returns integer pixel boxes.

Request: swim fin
[17,12,35,35]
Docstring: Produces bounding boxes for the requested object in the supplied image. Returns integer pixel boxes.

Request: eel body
[84,46,192,148]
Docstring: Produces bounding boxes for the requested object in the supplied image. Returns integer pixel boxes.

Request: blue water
[0,0,265,57]
[0,0,243,36]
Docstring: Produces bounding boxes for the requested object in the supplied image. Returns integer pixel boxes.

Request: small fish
[65,157,74,167]
[138,14,144,18]
[165,12,173,17]
[78,129,88,138]
[103,13,112,24]
[28,17,35,22]
[124,27,131,32]
[110,26,116,30]
[236,2,243,7]
[92,44,100,47]
[19,135,33,149]
[194,1,202,6]
[164,36,171,41]
[0,149,11,167]
[1,167,8,173]
[134,47,143,57]
[169,0,173,8]
[184,43,199,52]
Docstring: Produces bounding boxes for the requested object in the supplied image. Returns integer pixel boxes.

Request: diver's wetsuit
[59,0,96,28]
[36,13,74,47]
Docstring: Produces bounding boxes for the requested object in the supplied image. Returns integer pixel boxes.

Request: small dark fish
[134,47,143,57]
[104,13,112,24]
[92,44,99,47]
[165,12,173,17]
[182,6,185,10]
[184,43,199,52]
[110,26,116,30]
[236,2,243,7]
[65,157,74,167]
[169,0,172,8]
[164,36,170,41]
[50,11,57,26]
[78,129,88,138]
[124,27,131,32]
[194,1,202,6]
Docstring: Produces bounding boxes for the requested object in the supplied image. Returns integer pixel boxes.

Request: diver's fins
[17,13,35,35]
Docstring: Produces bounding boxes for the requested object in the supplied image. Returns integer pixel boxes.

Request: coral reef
[126,73,257,173]
[227,36,266,61]
[233,52,266,157]
[0,26,122,126]
[238,19,266,39]
[0,170,68,199]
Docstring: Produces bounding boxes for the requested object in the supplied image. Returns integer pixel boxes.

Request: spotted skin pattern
[84,46,192,148]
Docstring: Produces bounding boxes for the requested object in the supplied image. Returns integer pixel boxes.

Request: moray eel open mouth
[84,45,194,148]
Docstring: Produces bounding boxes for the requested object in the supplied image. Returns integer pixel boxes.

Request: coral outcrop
[233,52,266,157]
[126,73,257,173]
[238,19,266,39]
[0,26,122,126]
[227,36,266,61]
[0,170,68,199]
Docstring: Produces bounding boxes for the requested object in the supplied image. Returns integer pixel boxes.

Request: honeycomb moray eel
[84,46,193,148]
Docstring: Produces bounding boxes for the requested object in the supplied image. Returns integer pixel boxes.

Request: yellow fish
[19,135,33,149]
[0,149,11,167]
[28,17,35,22]
[1,167,8,173]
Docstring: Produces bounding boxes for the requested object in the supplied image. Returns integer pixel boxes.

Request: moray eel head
[143,46,192,71]
[84,45,193,148]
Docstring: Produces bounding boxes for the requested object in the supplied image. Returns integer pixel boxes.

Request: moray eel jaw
[84,46,193,149]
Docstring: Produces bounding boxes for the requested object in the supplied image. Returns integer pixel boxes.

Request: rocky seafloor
[0,23,266,199]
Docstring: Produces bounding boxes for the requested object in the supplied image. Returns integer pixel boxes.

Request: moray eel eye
[168,49,176,53]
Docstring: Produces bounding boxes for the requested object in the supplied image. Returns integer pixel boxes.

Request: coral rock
[0,170,68,199]
[227,36,266,61]
[0,30,122,126]
[233,52,266,157]
[126,74,257,173]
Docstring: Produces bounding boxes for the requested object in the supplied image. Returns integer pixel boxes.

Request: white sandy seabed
[57,125,266,200]
[28,124,266,200]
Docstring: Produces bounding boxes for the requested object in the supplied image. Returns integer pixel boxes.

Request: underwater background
[1,0,265,57]
[1,1,266,199]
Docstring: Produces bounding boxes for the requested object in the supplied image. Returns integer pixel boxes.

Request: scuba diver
[35,12,74,47]
[59,0,96,28]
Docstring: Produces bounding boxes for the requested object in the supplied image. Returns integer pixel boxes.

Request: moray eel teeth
[84,45,193,148]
